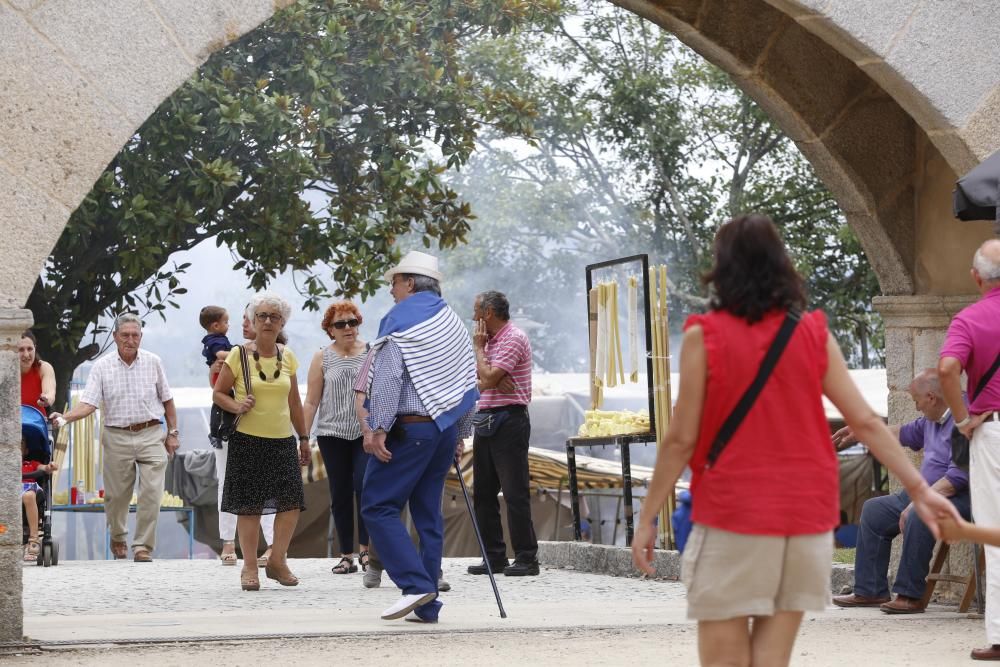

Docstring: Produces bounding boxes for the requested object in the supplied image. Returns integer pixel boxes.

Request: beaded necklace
[252,348,283,382]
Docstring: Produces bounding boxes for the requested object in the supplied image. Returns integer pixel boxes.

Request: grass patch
[833,547,855,565]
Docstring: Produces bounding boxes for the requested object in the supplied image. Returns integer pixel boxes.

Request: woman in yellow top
[213,292,310,592]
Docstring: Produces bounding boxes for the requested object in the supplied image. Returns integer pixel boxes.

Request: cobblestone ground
[9,558,987,666]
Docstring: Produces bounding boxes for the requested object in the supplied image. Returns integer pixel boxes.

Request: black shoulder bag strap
[705,311,802,469]
[971,352,1000,402]
[229,345,253,435]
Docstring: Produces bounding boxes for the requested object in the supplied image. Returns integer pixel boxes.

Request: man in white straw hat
[355,250,478,623]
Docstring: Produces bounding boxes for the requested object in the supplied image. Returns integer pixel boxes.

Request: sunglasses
[332,319,360,329]
[255,312,283,322]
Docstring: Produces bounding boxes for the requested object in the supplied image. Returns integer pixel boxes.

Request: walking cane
[454,460,507,619]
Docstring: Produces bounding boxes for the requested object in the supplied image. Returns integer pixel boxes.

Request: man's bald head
[909,368,942,398]
[908,368,947,421]
[973,239,1000,288]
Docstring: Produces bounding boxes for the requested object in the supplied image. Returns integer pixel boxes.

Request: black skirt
[221,431,305,515]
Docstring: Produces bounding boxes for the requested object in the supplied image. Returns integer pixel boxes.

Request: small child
[22,437,57,562]
[200,306,232,387]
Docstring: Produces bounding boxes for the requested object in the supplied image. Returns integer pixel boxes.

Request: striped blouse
[314,346,365,440]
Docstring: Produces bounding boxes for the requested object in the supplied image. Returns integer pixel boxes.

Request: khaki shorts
[681,524,833,621]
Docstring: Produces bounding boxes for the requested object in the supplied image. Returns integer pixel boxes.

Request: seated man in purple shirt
[831,368,970,614]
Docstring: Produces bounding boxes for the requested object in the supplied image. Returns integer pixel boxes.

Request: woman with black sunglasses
[303,300,371,576]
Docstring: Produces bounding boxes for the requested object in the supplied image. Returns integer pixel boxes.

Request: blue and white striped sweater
[365,293,478,432]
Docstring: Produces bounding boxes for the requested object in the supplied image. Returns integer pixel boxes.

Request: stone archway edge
[0,0,294,310]
[0,308,33,642]
[614,0,1000,174]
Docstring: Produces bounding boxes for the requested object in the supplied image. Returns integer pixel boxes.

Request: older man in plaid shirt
[50,313,179,562]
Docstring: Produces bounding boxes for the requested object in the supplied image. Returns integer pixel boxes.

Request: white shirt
[80,349,173,427]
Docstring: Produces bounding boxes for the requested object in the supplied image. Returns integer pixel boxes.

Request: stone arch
[611,0,1000,297]
[0,0,291,643]
[4,0,1000,643]
[1,0,293,310]
[609,0,1000,592]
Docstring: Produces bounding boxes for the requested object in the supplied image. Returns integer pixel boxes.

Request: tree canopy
[438,2,881,370]
[29,0,560,401]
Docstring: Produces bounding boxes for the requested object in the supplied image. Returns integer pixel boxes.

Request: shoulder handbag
[705,311,801,469]
[211,345,253,445]
[950,352,1000,471]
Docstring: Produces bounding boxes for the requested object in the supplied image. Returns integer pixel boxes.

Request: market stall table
[566,432,658,546]
[50,504,195,559]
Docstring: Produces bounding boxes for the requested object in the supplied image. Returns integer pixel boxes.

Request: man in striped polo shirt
[468,291,540,577]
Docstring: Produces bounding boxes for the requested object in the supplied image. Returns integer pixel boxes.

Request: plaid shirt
[366,340,473,439]
[80,349,173,427]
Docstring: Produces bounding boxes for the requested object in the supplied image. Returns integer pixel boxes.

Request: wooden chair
[920,540,985,613]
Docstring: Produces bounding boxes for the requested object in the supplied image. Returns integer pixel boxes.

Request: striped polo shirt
[478,322,532,409]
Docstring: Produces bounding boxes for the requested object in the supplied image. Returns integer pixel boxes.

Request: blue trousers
[853,488,971,599]
[361,421,456,620]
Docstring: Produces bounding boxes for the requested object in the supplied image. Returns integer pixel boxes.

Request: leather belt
[106,419,162,432]
[985,412,1000,422]
[479,404,527,414]
[398,415,433,423]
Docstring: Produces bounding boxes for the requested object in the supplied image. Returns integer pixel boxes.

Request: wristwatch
[955,415,972,428]
[167,428,180,437]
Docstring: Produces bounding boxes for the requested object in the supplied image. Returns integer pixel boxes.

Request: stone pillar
[874,295,976,602]
[0,308,32,643]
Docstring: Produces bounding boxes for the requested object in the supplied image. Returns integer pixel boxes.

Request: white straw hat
[383,250,443,282]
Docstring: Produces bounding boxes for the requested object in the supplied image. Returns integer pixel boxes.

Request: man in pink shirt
[467,291,539,577]
[938,238,1000,662]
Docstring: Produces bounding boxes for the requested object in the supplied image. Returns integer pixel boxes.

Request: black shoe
[504,560,540,576]
[467,559,508,575]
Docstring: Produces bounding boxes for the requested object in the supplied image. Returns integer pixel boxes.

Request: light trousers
[214,437,274,544]
[970,420,1000,643]
[102,426,167,553]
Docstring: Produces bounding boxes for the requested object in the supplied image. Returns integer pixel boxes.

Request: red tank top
[20,365,45,415]
[684,309,838,536]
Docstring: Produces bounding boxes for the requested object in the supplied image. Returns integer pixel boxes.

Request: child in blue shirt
[199,305,232,387]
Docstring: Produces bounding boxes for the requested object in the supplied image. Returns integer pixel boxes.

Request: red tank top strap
[20,366,45,415]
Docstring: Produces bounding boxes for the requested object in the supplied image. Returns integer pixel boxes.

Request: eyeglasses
[332,319,360,329]
[255,312,283,322]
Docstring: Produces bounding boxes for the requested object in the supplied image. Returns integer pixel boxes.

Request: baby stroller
[21,404,59,566]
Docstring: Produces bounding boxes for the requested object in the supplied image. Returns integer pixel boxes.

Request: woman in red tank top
[632,215,960,666]
[19,330,56,414]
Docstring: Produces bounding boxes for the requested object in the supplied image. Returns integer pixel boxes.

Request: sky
[81,239,398,388]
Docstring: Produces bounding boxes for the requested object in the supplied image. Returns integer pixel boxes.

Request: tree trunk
[857,322,870,369]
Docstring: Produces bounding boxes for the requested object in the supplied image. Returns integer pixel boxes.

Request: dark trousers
[853,488,972,599]
[362,421,456,619]
[472,408,538,564]
[317,435,369,554]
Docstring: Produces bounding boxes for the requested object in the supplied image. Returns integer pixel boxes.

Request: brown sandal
[265,562,299,586]
[240,568,260,591]
[23,539,40,562]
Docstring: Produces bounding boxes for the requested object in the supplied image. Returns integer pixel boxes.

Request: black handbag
[210,345,252,446]
[705,312,800,468]
[950,352,1000,471]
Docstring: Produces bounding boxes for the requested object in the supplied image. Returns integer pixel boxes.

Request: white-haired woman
[213,305,280,567]
[213,292,310,592]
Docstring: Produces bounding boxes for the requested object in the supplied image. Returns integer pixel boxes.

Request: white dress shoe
[381,592,437,620]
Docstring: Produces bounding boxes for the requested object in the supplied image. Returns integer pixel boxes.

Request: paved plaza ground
[6,558,988,665]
